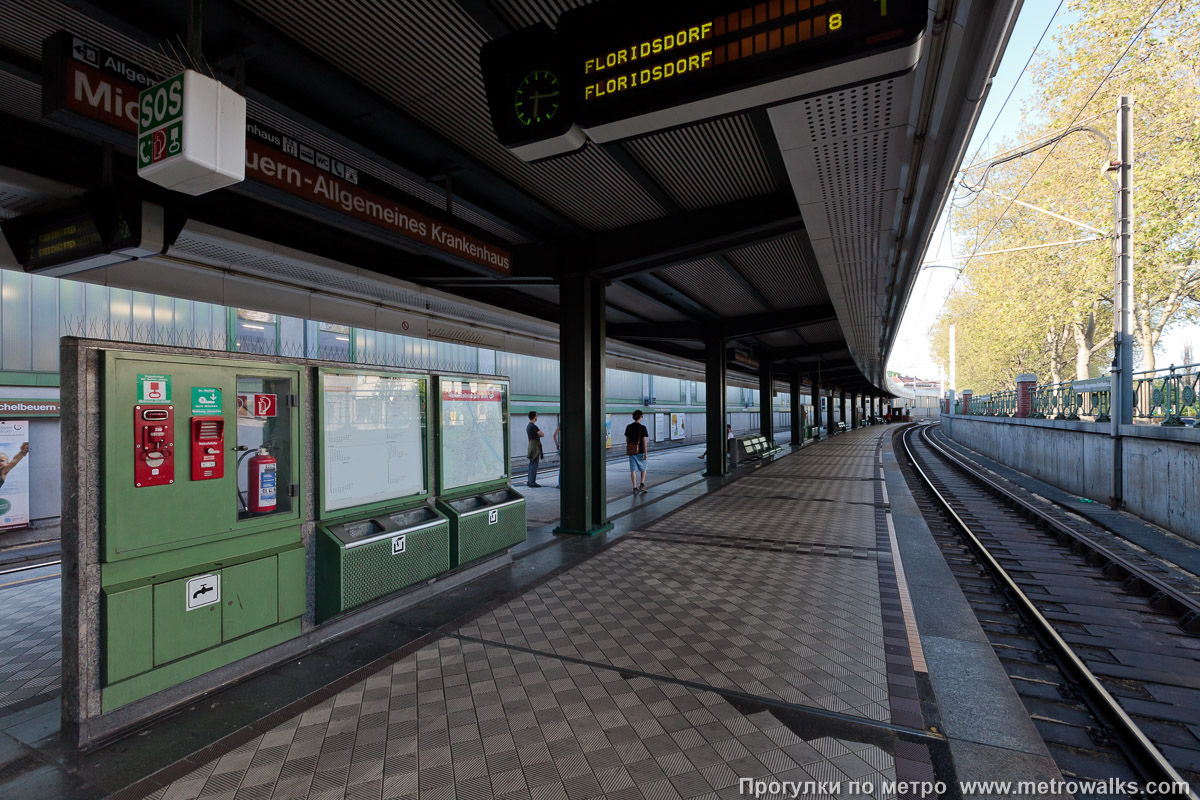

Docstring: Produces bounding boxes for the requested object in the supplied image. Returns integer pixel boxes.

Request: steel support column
[810,379,820,440]
[826,386,835,434]
[789,373,802,445]
[851,392,859,428]
[555,273,612,536]
[759,360,774,443]
[839,390,846,431]
[705,338,729,476]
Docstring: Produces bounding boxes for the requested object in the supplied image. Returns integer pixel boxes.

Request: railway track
[899,423,1200,799]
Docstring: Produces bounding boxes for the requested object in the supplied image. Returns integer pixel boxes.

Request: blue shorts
[628,454,647,472]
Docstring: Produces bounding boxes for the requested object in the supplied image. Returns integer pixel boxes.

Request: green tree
[933,0,1200,386]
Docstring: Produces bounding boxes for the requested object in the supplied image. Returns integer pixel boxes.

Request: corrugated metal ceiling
[725,234,826,311]
[655,258,768,318]
[0,0,531,244]
[605,284,689,323]
[238,0,667,231]
[624,115,777,211]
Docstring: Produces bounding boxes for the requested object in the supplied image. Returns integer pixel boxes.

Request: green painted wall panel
[222,557,278,641]
[102,619,301,712]
[102,586,153,683]
[101,351,304,564]
[277,546,306,622]
[100,528,301,592]
[153,575,222,665]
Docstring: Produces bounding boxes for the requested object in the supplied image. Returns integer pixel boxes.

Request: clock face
[513,70,561,127]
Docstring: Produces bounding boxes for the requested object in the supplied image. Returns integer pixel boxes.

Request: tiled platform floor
[147,639,898,800]
[142,427,937,800]
[458,539,889,721]
[0,573,61,717]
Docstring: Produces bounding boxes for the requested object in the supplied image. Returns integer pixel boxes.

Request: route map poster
[440,381,507,491]
[322,373,426,512]
[0,420,30,529]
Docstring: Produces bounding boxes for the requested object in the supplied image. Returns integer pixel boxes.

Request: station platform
[0,426,1068,799]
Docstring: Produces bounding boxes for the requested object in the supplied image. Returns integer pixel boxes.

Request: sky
[886,3,1200,382]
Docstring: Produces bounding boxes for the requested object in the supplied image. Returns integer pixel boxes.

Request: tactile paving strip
[146,638,898,800]
[458,538,890,722]
[0,578,62,717]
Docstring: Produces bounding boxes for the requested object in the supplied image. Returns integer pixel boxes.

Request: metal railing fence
[952,362,1199,425]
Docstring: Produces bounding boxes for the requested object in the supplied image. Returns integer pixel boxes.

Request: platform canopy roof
[0,0,1019,393]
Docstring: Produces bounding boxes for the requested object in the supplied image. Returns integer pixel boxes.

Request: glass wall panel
[234,309,279,354]
[109,288,132,338]
[84,283,109,338]
[31,275,59,371]
[131,291,155,342]
[1,271,31,371]
[58,279,84,339]
[279,315,305,359]
[314,321,351,361]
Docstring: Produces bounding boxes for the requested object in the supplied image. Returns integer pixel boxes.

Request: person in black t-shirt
[624,410,649,494]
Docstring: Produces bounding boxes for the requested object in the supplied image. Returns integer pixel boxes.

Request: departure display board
[562,0,925,129]
[321,372,427,514]
[481,0,925,157]
[439,379,509,492]
[0,193,140,272]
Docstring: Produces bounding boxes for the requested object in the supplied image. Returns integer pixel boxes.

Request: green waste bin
[436,487,526,567]
[315,504,450,622]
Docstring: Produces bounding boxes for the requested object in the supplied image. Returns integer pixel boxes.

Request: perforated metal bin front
[315,505,450,622]
[436,487,526,567]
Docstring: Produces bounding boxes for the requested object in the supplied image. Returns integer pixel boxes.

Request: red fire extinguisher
[247,446,277,512]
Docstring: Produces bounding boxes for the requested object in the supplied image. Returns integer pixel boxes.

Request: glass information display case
[433,375,526,566]
[314,369,448,621]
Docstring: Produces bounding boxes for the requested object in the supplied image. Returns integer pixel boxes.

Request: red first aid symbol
[152,129,168,163]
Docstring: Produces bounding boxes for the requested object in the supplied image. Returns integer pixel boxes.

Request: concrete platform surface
[0,426,1068,799]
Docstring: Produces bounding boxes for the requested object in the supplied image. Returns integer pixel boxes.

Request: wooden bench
[836,422,847,433]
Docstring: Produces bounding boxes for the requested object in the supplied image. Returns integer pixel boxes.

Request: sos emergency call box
[134,405,174,487]
[190,416,224,480]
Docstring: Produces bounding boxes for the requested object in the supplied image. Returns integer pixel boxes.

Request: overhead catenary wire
[937,0,1170,314]
[960,0,1065,173]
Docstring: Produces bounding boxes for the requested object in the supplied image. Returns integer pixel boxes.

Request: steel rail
[901,425,1198,800]
[920,424,1200,631]
[0,559,62,577]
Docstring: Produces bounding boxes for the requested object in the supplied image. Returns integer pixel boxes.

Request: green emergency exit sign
[137,73,184,169]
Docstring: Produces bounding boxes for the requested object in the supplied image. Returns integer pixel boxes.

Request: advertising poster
[0,421,31,529]
[670,413,686,441]
[605,414,612,448]
[322,374,426,512]
[654,413,667,442]
[441,381,506,491]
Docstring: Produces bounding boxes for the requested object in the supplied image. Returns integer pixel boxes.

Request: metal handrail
[952,362,1199,426]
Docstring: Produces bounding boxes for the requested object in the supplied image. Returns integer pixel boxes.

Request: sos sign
[137,73,183,169]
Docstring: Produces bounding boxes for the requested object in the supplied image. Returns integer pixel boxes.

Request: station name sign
[0,400,60,418]
[481,0,926,160]
[42,32,511,275]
